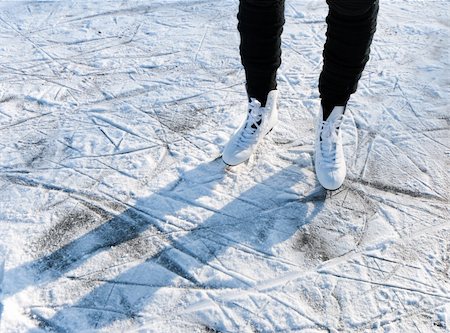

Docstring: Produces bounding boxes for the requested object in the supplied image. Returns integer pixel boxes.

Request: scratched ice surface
[0,1,448,332]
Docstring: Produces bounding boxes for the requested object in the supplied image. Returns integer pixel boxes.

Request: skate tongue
[326,106,345,123]
[320,106,344,144]
[321,123,338,142]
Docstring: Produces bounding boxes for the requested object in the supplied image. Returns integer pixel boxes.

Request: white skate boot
[222,90,278,166]
[314,105,346,190]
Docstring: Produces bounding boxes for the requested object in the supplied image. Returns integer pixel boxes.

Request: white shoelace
[237,100,263,147]
[319,115,343,167]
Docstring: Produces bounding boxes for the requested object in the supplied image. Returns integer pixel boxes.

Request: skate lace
[237,100,263,147]
[319,115,343,167]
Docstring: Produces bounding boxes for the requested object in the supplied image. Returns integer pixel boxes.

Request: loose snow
[0,0,448,332]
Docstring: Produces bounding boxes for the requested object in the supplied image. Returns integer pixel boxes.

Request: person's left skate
[222,90,278,166]
[314,105,346,190]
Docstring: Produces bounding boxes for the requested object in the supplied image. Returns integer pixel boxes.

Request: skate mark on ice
[347,176,447,202]
[347,302,449,333]
[317,271,450,300]
[64,144,161,160]
[64,275,248,292]
[352,260,436,290]
[2,174,104,201]
[27,309,68,333]
[0,112,53,131]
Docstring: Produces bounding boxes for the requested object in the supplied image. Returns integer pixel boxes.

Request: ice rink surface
[0,1,448,332]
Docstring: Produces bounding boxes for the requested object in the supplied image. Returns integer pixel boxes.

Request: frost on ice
[0,1,449,332]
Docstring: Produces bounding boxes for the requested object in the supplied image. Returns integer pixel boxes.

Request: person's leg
[238,0,285,106]
[222,0,285,165]
[319,0,379,119]
[314,0,379,190]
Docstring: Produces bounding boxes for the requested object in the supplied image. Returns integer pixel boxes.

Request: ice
[0,0,449,332]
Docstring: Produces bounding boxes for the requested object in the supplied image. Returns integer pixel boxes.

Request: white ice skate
[314,105,346,190]
[222,90,278,166]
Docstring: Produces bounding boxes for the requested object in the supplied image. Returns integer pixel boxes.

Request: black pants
[238,0,379,111]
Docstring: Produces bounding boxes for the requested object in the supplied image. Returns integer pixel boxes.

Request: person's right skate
[222,90,278,166]
[314,105,346,190]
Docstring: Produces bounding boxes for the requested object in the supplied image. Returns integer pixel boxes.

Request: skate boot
[222,90,278,166]
[314,105,346,190]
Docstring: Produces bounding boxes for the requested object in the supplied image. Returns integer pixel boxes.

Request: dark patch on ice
[28,309,67,333]
[203,326,224,333]
[293,229,330,262]
[256,222,272,243]
[14,137,48,167]
[34,209,100,255]
[32,199,127,261]
[26,200,167,279]
[154,100,211,134]
[0,95,15,103]
[119,232,166,260]
[292,188,375,263]
[12,134,58,169]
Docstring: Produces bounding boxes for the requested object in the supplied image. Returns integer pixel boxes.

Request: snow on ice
[0,0,448,332]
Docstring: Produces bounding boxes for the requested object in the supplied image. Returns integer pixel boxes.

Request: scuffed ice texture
[0,0,448,332]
